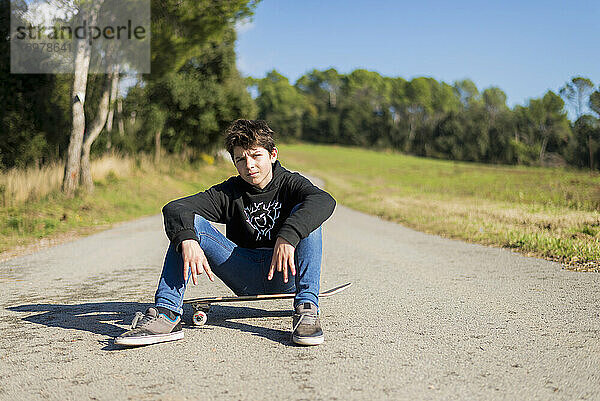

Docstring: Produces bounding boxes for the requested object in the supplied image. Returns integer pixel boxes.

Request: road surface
[1,204,599,400]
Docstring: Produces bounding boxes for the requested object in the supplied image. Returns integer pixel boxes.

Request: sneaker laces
[131,311,156,329]
[293,313,317,332]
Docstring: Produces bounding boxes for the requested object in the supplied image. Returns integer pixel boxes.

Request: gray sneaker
[114,307,183,346]
[292,302,324,346]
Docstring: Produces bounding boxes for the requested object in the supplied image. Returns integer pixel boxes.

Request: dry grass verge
[0,154,132,207]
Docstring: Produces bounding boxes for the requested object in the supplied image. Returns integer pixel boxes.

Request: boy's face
[232,146,278,189]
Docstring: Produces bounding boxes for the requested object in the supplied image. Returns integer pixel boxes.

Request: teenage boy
[115,119,336,346]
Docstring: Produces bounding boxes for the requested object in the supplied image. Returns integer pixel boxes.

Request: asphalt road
[1,203,599,400]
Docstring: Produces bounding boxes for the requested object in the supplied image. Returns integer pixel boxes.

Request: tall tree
[481,87,510,162]
[559,77,594,119]
[526,91,571,164]
[404,77,434,153]
[482,87,508,119]
[149,0,256,78]
[572,115,599,171]
[384,77,408,149]
[63,0,105,196]
[104,64,121,148]
[136,26,256,160]
[339,69,388,146]
[295,68,343,143]
[578,89,600,170]
[453,79,481,109]
[80,68,115,191]
[591,89,600,117]
[255,70,307,139]
[144,0,257,161]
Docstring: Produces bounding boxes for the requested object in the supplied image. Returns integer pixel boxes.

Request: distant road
[1,203,599,400]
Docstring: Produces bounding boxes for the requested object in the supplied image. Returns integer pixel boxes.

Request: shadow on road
[7,302,298,349]
[201,305,294,346]
[7,301,147,338]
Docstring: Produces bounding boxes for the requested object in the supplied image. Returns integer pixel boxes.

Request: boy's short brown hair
[225,119,276,158]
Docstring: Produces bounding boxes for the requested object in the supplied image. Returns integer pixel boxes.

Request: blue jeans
[154,206,322,315]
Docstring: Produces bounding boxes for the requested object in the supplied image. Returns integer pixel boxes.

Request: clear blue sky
[236,0,599,110]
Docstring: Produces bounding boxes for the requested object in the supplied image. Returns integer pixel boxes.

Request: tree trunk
[105,64,120,150]
[62,2,103,197]
[405,115,415,153]
[154,130,162,164]
[117,99,125,137]
[539,135,549,165]
[106,64,120,133]
[105,133,112,150]
[80,70,113,192]
[62,27,92,196]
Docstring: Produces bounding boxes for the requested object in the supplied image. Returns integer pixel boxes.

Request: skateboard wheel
[192,310,208,326]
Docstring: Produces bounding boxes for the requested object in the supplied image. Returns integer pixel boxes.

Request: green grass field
[278,143,600,271]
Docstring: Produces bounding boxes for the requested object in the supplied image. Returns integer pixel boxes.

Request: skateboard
[183,282,352,326]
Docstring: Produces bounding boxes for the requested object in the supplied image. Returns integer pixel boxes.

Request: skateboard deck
[183,282,352,325]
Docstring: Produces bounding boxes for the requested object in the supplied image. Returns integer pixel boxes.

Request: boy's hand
[268,237,296,283]
[181,239,214,285]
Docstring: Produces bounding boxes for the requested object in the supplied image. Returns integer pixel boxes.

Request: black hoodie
[162,160,336,250]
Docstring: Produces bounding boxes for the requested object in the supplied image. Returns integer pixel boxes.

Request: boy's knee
[299,226,322,248]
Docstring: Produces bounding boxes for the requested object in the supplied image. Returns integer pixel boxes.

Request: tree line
[251,70,600,170]
[2,0,599,201]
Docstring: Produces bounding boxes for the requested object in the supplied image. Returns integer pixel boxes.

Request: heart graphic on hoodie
[244,201,282,241]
